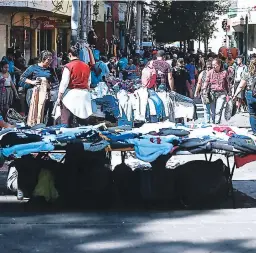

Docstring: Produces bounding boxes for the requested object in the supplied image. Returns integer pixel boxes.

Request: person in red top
[202,58,230,124]
[57,46,92,127]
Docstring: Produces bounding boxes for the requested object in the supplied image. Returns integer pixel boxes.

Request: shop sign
[40,20,56,30]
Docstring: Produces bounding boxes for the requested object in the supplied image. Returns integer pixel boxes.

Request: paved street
[0,112,256,253]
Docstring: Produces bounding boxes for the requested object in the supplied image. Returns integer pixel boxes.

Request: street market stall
[3,121,256,209]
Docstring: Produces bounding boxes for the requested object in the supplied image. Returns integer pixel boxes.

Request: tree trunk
[204,37,207,55]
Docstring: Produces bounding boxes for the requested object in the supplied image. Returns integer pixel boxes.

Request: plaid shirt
[203,69,229,92]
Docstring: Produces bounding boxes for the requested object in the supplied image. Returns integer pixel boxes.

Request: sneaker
[17,189,24,200]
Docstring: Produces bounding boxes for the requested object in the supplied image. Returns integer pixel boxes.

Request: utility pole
[136,1,142,53]
[104,13,107,54]
[71,0,80,45]
[244,14,249,64]
[81,0,87,42]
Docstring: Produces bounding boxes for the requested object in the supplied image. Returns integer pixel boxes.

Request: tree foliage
[150,0,230,43]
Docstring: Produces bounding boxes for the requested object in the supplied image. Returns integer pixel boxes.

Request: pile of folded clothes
[0,121,256,166]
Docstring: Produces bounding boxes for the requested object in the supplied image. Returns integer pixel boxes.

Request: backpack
[141,61,157,88]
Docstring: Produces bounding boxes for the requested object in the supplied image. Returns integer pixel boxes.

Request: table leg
[226,155,236,209]
[204,153,213,162]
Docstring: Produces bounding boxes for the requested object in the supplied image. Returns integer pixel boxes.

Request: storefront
[10,13,70,61]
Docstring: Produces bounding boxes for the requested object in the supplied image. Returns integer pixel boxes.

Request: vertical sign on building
[228,0,238,18]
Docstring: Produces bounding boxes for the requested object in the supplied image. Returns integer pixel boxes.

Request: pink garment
[203,69,229,92]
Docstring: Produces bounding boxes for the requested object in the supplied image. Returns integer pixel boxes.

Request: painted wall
[0,0,72,16]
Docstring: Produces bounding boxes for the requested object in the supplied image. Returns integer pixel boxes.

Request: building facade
[228,0,256,55]
[0,0,71,61]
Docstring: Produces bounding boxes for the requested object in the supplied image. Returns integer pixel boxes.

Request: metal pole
[244,14,248,64]
[104,13,107,54]
[71,0,80,45]
[226,29,228,48]
[136,1,142,53]
[87,0,92,33]
[81,0,87,42]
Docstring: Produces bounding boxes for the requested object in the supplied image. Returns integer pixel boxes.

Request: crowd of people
[0,45,256,135]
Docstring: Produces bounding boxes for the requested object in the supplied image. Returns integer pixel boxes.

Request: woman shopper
[233,58,256,134]
[232,56,247,112]
[0,61,19,117]
[57,46,92,127]
[202,58,230,124]
[19,50,59,126]
[194,61,212,123]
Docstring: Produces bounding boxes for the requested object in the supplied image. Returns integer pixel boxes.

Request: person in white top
[233,55,247,112]
[57,46,92,126]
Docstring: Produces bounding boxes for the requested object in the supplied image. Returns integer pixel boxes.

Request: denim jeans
[146,89,166,120]
[245,90,256,134]
[202,103,211,123]
[210,91,226,124]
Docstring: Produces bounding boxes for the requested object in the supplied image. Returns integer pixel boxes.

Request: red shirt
[65,59,90,89]
[203,69,229,92]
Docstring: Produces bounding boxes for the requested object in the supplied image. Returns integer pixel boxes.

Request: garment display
[127,138,174,162]
[27,77,49,127]
[95,95,120,118]
[169,91,196,120]
[133,87,148,121]
[146,90,166,121]
[117,90,133,121]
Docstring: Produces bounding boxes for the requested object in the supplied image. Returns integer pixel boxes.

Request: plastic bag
[33,169,59,202]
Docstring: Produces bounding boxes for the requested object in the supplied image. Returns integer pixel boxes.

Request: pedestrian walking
[233,58,256,134]
[202,58,230,124]
[232,56,247,112]
[194,61,212,123]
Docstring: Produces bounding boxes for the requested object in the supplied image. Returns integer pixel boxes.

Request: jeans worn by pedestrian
[202,103,211,123]
[210,91,226,124]
[245,90,256,134]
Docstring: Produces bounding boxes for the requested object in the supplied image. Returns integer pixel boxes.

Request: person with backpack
[202,58,230,124]
[141,50,173,91]
[232,55,247,112]
[194,61,212,123]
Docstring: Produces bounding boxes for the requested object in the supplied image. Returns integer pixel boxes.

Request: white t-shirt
[0,73,12,87]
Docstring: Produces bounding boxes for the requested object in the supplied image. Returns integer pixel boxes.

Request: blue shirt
[2,57,14,73]
[125,65,137,80]
[91,72,101,88]
[93,49,100,61]
[95,61,110,81]
[19,64,58,89]
[185,63,196,80]
[118,57,128,70]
